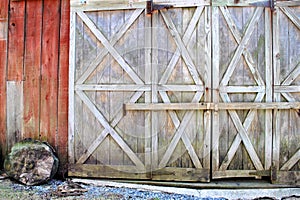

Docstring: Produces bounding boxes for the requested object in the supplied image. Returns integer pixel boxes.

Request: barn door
[211,0,300,181]
[272,1,300,185]
[211,1,274,179]
[69,0,211,182]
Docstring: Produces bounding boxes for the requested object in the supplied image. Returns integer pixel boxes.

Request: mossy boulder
[4,138,59,186]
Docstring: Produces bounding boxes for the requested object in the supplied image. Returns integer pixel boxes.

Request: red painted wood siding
[0,0,70,172]
[7,0,25,81]
[0,0,8,161]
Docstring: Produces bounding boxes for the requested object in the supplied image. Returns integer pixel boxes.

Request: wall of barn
[0,0,70,174]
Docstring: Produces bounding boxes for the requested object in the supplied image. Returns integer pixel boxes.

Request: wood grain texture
[0,40,7,160]
[7,0,25,81]
[57,0,70,170]
[70,5,211,181]
[0,0,8,161]
[40,0,60,146]
[6,81,23,151]
[68,2,300,183]
[23,0,43,139]
[273,6,300,175]
[212,6,273,179]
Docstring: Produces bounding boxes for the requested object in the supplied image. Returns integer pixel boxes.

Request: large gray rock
[4,138,59,185]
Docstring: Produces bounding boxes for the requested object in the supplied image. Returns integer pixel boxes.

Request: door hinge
[147,0,173,15]
[250,0,276,11]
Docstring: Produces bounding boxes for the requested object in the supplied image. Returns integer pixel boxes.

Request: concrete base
[72,178,300,200]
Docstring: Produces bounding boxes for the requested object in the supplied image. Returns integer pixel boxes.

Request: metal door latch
[250,0,276,11]
[147,0,173,15]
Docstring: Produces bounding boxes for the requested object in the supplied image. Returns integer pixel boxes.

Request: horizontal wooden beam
[274,86,300,93]
[271,170,300,186]
[71,1,146,11]
[69,164,149,179]
[71,0,209,11]
[75,84,204,92]
[213,170,261,179]
[69,164,209,182]
[276,1,300,7]
[220,86,265,93]
[125,102,300,111]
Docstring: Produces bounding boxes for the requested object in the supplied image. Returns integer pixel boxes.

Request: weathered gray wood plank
[69,10,77,164]
[6,81,23,150]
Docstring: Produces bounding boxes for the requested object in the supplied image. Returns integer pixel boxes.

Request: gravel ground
[0,179,227,200]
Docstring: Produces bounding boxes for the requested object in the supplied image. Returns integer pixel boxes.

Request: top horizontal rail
[71,0,210,11]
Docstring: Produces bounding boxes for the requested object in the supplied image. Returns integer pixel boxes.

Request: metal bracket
[250,0,276,11]
[147,0,173,15]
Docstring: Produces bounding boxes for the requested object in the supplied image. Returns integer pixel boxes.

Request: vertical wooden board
[6,81,23,151]
[109,10,126,166]
[0,0,8,159]
[94,11,110,165]
[7,0,25,81]
[144,11,151,174]
[23,0,43,139]
[91,12,109,165]
[57,0,70,170]
[272,5,281,170]
[122,10,138,166]
[68,10,76,164]
[215,7,227,171]
[40,0,60,146]
[203,6,211,170]
[74,13,85,162]
[136,12,146,163]
[264,8,273,170]
[0,40,7,159]
[151,10,159,169]
[82,12,98,164]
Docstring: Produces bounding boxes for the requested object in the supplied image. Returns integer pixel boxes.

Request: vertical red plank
[0,0,8,160]
[7,0,25,81]
[40,0,60,146]
[57,0,70,170]
[23,0,43,139]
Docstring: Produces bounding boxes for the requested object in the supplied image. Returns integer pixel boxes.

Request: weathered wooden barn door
[69,0,211,182]
[141,1,212,182]
[211,1,274,179]
[272,1,300,185]
[211,0,300,181]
